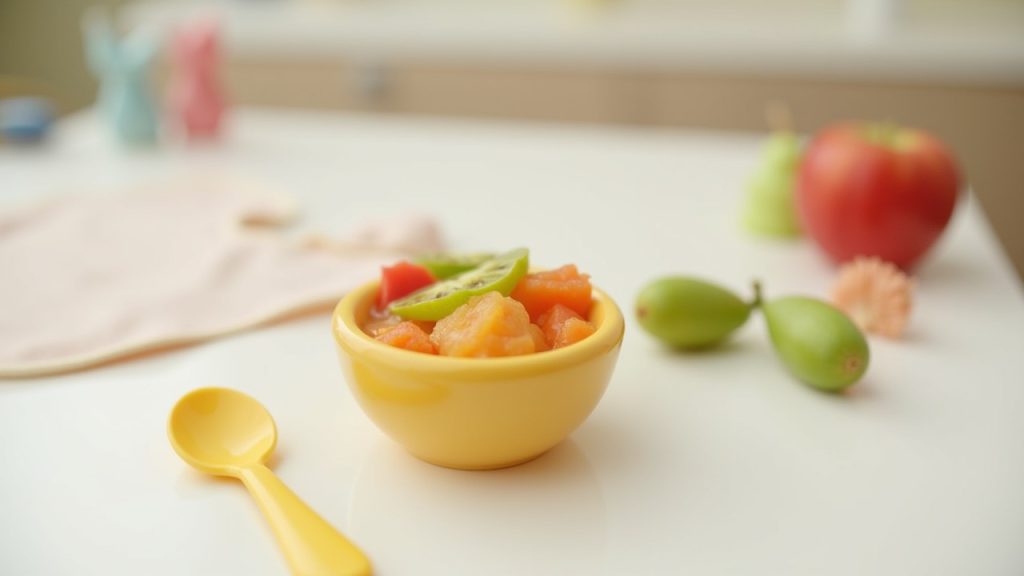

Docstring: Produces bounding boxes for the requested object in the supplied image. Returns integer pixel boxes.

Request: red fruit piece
[376,261,435,309]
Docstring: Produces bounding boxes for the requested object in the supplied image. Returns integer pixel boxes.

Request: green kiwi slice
[389,248,529,321]
[414,252,495,279]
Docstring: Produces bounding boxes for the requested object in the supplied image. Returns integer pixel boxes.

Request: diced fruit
[390,248,529,321]
[537,304,596,349]
[528,324,549,352]
[363,251,602,357]
[556,318,596,349]
[376,262,436,309]
[365,313,434,337]
[510,265,592,321]
[415,252,495,279]
[538,304,579,343]
[364,313,402,337]
[430,292,536,357]
[374,321,437,354]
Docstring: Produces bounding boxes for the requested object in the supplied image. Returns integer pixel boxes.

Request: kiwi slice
[415,252,495,279]
[390,248,529,321]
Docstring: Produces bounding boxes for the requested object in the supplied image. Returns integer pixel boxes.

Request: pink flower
[832,257,914,338]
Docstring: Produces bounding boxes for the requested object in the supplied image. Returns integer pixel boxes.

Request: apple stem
[861,122,912,150]
[750,279,764,309]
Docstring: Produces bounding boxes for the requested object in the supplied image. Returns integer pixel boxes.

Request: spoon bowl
[168,387,372,576]
[169,387,276,475]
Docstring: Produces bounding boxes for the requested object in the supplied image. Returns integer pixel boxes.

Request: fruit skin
[742,131,803,238]
[510,265,592,322]
[761,296,869,392]
[797,122,960,270]
[635,277,751,349]
[390,248,529,321]
[376,261,436,309]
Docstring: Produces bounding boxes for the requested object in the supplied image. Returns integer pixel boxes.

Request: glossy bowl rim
[332,280,625,378]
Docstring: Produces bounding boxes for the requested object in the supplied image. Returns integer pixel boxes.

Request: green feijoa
[636,277,752,349]
[761,296,869,392]
[414,252,495,279]
[389,248,529,321]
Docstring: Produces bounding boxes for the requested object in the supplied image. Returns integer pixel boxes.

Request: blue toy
[83,9,160,146]
[0,97,54,143]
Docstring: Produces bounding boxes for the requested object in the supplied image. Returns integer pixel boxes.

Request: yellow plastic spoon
[168,387,372,576]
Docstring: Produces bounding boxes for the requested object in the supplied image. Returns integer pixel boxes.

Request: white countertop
[123,0,1024,85]
[2,108,1023,576]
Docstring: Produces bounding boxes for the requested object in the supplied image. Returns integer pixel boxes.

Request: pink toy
[169,20,225,139]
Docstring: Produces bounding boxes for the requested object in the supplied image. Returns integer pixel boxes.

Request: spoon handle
[239,464,372,576]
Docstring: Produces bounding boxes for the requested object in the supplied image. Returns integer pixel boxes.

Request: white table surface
[2,109,1023,576]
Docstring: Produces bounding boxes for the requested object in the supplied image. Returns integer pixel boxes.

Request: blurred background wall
[0,0,128,113]
[2,0,1022,277]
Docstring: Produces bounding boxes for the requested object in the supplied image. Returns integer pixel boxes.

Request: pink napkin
[0,175,442,377]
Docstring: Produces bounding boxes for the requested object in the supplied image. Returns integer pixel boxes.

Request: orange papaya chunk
[556,317,596,349]
[365,314,434,337]
[538,304,596,349]
[510,265,592,322]
[529,323,549,352]
[430,292,536,357]
[374,321,437,354]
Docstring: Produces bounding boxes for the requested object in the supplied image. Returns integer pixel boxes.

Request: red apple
[797,123,961,270]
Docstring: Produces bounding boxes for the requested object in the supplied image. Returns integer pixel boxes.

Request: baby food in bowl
[367,249,597,357]
[332,249,624,470]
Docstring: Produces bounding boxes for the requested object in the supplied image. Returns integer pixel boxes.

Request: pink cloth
[0,175,441,377]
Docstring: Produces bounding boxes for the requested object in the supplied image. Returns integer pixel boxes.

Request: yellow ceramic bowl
[331,281,625,470]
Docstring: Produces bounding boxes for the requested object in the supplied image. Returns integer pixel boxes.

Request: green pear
[742,131,803,237]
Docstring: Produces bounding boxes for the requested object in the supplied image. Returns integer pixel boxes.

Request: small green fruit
[761,295,869,392]
[741,131,803,238]
[636,277,752,349]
